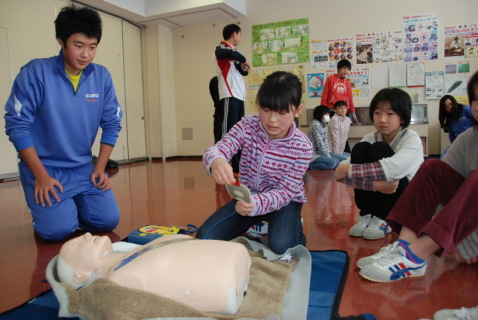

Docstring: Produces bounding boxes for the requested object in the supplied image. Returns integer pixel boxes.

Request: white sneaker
[246,221,268,238]
[359,246,427,282]
[434,306,478,320]
[363,216,391,240]
[356,241,399,269]
[349,214,372,237]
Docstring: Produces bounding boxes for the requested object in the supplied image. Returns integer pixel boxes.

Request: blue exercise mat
[0,250,371,320]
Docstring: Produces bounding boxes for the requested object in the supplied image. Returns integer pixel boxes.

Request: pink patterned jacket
[203,115,313,216]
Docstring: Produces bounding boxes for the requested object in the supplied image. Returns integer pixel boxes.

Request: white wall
[168,0,478,156]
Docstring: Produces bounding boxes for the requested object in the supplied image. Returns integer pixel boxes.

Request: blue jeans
[308,152,348,170]
[309,156,339,170]
[196,200,306,254]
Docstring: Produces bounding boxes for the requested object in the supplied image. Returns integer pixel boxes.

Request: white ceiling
[75,0,246,29]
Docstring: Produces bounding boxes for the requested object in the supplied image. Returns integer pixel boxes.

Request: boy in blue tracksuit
[4,5,123,241]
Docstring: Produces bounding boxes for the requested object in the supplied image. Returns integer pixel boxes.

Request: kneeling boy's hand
[91,170,112,191]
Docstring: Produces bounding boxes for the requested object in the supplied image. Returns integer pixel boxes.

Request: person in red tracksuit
[321,59,358,124]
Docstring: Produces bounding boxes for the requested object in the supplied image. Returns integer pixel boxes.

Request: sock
[397,239,425,264]
[397,239,410,247]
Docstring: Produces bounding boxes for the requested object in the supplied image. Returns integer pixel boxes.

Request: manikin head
[57,233,113,289]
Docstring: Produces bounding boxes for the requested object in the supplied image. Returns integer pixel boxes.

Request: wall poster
[324,37,354,68]
[248,65,305,110]
[444,23,478,59]
[307,73,325,98]
[310,39,329,69]
[425,71,444,99]
[403,13,439,62]
[252,18,309,67]
[356,31,403,64]
[348,68,370,99]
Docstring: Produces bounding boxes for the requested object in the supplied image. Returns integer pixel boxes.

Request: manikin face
[58,33,98,76]
[59,232,113,280]
[373,101,404,143]
[259,104,302,140]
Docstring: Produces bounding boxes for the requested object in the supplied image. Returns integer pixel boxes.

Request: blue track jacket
[4,51,122,168]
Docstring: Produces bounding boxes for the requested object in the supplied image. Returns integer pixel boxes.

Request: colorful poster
[348,68,370,99]
[403,13,439,62]
[310,39,329,69]
[464,31,478,58]
[444,23,478,58]
[307,73,325,98]
[252,18,309,67]
[248,65,305,110]
[356,31,403,64]
[324,37,354,68]
[425,71,444,99]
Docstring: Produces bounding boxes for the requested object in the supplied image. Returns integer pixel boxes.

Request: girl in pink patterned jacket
[197,71,313,254]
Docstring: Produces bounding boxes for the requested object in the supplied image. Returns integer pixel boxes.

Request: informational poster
[403,13,439,62]
[248,65,305,110]
[310,40,329,69]
[407,63,425,87]
[349,68,370,99]
[425,71,444,99]
[445,61,471,74]
[356,31,403,64]
[324,37,354,68]
[464,30,478,58]
[444,73,469,96]
[444,23,478,58]
[372,66,389,88]
[389,64,407,87]
[307,73,325,98]
[252,18,309,67]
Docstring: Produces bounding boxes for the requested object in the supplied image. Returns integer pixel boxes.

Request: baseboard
[151,156,202,162]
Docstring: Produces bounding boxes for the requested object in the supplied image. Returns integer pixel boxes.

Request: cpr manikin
[57,233,251,315]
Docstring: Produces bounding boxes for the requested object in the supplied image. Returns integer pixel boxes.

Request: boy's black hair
[438,95,463,128]
[466,70,478,128]
[223,24,241,40]
[369,88,412,128]
[337,59,351,70]
[333,100,347,109]
[313,105,330,122]
[55,5,102,45]
[256,71,302,113]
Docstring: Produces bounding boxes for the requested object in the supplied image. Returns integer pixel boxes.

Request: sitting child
[357,70,478,282]
[328,100,352,155]
[196,71,312,254]
[335,88,424,240]
[308,105,348,170]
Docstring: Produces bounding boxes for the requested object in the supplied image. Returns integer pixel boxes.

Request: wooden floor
[0,160,477,319]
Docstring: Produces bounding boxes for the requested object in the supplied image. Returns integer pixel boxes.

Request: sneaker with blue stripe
[356,241,399,269]
[363,216,391,240]
[359,246,427,282]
